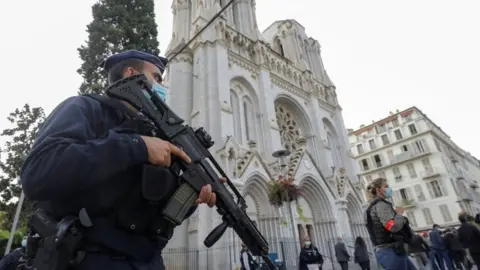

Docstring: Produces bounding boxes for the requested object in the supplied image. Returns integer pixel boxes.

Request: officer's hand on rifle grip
[196,178,227,207]
[140,136,191,166]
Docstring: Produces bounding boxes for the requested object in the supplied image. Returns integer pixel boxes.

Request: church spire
[166,0,192,55]
[229,0,260,38]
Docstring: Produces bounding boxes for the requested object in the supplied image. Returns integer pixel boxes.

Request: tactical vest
[365,197,396,246]
[34,94,191,262]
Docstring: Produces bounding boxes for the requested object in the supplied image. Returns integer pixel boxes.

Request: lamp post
[5,190,25,255]
[272,149,300,257]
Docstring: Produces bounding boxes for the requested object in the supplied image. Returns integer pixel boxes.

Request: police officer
[20,50,225,270]
[364,178,416,270]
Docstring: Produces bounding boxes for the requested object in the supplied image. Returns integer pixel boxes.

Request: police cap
[102,50,168,75]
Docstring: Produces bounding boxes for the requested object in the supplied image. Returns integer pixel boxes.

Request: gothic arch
[230,77,262,146]
[242,172,272,218]
[345,193,363,223]
[346,192,373,252]
[298,176,334,221]
[322,117,343,169]
[274,94,314,152]
[322,117,338,137]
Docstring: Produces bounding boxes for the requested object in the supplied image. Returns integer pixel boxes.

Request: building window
[394,129,403,140]
[242,96,256,142]
[379,171,386,179]
[361,159,369,171]
[408,124,418,135]
[414,140,427,153]
[230,90,242,142]
[407,163,417,178]
[401,145,409,152]
[373,155,382,168]
[427,180,444,198]
[387,150,394,164]
[414,184,426,201]
[434,139,442,152]
[422,208,434,225]
[393,167,402,182]
[421,158,433,172]
[406,212,418,227]
[392,119,399,127]
[356,144,364,155]
[376,124,386,133]
[369,139,376,150]
[365,175,372,183]
[439,204,453,222]
[381,134,390,146]
[399,188,409,200]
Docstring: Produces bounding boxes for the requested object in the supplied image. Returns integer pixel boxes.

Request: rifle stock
[105,74,278,270]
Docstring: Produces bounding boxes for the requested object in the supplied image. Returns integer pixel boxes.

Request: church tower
[163,1,368,270]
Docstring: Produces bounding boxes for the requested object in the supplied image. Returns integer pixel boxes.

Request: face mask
[305,241,311,246]
[152,83,167,101]
[21,239,27,248]
[385,187,393,198]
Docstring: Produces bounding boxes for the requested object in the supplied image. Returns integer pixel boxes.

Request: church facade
[162,1,368,269]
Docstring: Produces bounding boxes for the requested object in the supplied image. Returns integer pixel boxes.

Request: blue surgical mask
[305,241,311,246]
[152,83,167,101]
[21,238,27,248]
[385,187,393,198]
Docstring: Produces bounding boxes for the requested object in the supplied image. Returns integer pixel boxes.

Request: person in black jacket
[354,236,370,270]
[409,233,430,268]
[458,213,480,267]
[444,228,466,270]
[299,237,323,270]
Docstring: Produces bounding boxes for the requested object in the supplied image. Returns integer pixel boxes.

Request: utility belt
[11,207,171,270]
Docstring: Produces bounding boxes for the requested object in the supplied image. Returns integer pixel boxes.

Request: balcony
[359,149,431,174]
[397,199,415,208]
[458,193,474,202]
[420,167,441,179]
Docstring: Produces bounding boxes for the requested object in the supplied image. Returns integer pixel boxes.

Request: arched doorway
[298,177,337,257]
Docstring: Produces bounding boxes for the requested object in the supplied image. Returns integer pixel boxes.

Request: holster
[392,241,407,255]
[24,209,87,270]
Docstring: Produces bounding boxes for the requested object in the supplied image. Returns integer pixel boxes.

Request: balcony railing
[398,199,415,208]
[360,149,431,174]
[420,167,441,179]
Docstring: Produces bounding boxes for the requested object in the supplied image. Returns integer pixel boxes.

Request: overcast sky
[1,0,479,157]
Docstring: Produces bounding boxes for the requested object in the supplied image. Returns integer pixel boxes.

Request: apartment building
[348,107,480,231]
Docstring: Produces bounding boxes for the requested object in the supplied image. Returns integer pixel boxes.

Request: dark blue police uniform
[20,50,193,270]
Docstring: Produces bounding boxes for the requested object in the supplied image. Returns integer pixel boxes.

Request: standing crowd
[409,212,480,270]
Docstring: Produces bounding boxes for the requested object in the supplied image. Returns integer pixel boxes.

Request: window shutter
[426,182,435,198]
[392,190,401,205]
[414,184,425,201]
[407,187,415,201]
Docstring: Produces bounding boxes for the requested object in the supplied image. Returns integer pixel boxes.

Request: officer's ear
[124,66,138,77]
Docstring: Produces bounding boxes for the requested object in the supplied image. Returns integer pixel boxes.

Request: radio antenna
[167,0,236,63]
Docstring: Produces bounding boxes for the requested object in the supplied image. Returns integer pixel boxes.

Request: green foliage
[77,0,161,95]
[0,104,45,232]
[0,230,24,255]
[296,205,310,223]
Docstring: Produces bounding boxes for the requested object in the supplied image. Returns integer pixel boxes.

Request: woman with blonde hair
[365,178,416,270]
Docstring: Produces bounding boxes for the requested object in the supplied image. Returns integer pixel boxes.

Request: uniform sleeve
[21,96,149,201]
[374,201,407,233]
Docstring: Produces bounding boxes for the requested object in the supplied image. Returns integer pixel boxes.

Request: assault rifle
[105,74,277,270]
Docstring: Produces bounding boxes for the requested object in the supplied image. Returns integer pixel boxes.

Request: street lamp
[272,149,300,257]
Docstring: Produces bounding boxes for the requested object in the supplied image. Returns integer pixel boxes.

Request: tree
[77,0,161,95]
[0,104,45,232]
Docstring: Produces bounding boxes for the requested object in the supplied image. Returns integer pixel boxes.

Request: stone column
[334,199,352,239]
